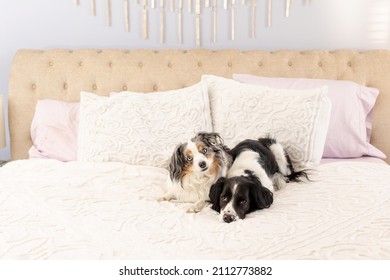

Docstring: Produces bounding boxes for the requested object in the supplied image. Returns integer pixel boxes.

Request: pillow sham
[233,74,385,159]
[29,99,79,161]
[202,75,332,167]
[77,83,212,168]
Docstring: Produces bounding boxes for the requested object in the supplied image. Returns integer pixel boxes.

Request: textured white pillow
[78,83,212,168]
[202,75,332,167]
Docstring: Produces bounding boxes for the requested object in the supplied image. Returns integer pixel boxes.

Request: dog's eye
[201,148,208,154]
[187,156,193,162]
[221,195,228,202]
[239,199,247,205]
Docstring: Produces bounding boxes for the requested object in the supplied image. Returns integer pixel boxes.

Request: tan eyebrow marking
[185,150,193,159]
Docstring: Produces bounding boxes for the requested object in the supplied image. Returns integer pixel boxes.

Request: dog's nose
[223,214,235,223]
[199,161,207,169]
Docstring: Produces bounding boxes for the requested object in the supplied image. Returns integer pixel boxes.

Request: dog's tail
[286,169,311,183]
[257,135,312,183]
[285,152,311,183]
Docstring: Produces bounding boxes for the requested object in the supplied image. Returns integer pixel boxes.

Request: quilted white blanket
[0,159,389,259]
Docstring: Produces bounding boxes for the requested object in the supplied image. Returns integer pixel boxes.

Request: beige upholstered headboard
[8,49,390,163]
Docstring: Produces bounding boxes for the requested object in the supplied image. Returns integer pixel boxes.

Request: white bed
[1,49,390,260]
[1,158,390,259]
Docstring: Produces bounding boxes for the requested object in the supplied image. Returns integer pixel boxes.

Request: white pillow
[78,83,212,168]
[202,75,332,167]
[232,73,385,159]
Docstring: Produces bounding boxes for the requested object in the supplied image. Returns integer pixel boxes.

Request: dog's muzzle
[222,213,236,223]
[199,161,208,172]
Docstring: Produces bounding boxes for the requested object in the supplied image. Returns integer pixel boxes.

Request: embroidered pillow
[233,74,385,159]
[77,83,212,168]
[202,75,332,167]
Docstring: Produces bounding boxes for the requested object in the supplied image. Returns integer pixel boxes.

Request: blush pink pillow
[29,100,79,161]
[233,74,385,159]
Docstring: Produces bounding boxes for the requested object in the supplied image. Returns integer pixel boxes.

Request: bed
[1,49,390,259]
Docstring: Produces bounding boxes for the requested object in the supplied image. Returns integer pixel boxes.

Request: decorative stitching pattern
[78,84,212,168]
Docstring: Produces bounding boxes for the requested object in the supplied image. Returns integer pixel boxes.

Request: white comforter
[0,159,390,259]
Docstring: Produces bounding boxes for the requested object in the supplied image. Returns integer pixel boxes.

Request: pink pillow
[29,100,79,161]
[233,74,385,159]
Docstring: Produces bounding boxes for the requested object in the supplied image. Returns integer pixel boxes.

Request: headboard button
[31,84,36,90]
[228,62,233,67]
[198,62,202,67]
[63,83,68,90]
[347,62,352,67]
[153,85,158,91]
[258,61,263,67]
[288,61,293,67]
[318,62,323,67]
[123,85,128,91]
[48,61,54,67]
[92,84,97,90]
[138,62,143,68]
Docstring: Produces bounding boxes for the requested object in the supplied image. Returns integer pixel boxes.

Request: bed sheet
[0,159,390,259]
[320,157,386,165]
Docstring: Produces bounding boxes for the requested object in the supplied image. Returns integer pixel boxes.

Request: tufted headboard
[8,49,390,162]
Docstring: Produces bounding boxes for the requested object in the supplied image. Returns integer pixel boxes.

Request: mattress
[1,159,390,259]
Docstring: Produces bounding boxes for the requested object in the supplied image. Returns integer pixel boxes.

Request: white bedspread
[1,159,390,259]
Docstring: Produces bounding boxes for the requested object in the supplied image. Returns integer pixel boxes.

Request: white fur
[270,143,291,176]
[227,150,274,191]
[219,183,238,222]
[160,173,218,213]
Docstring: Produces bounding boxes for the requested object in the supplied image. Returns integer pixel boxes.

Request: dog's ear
[250,185,273,211]
[169,144,185,182]
[209,177,226,213]
[194,132,230,152]
[193,132,222,147]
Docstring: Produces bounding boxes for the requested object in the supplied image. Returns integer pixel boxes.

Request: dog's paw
[186,200,207,213]
[272,173,287,191]
[186,205,202,213]
[157,194,172,202]
[186,203,205,213]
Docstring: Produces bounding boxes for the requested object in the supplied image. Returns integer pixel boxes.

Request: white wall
[1,0,389,160]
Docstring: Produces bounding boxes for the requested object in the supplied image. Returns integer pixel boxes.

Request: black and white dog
[209,137,308,223]
[158,132,232,213]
